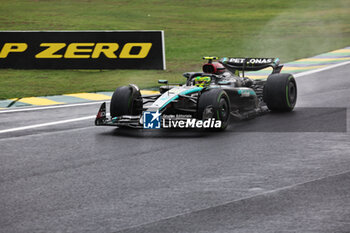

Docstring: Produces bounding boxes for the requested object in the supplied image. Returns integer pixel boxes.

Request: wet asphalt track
[0,64,350,233]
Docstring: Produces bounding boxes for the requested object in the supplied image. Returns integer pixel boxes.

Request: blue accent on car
[159,87,203,110]
[218,81,231,85]
[238,89,256,96]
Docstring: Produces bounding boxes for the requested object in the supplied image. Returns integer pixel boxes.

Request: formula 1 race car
[95,57,297,130]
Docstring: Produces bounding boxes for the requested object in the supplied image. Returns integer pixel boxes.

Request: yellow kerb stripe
[64,93,111,100]
[329,49,350,53]
[16,97,63,106]
[249,75,268,79]
[282,65,326,70]
[296,57,350,62]
[141,90,159,95]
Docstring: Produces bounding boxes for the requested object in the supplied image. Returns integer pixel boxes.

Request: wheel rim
[288,82,296,105]
[219,98,229,122]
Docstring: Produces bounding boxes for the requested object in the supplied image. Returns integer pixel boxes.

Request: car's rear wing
[219,57,283,76]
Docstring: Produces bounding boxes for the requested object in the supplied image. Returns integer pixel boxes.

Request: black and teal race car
[95,57,297,130]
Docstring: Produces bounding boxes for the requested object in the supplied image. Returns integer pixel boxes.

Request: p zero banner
[0,31,165,70]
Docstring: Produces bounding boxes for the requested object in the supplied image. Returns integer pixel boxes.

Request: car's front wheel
[110,85,143,118]
[197,89,230,130]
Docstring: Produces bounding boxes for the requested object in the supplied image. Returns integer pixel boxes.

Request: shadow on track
[98,107,347,138]
[99,127,220,138]
[228,107,347,133]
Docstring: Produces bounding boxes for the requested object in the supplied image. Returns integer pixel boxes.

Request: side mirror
[245,79,253,87]
[158,79,168,84]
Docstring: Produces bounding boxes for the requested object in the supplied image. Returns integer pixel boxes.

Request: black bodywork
[160,57,283,119]
[95,57,296,128]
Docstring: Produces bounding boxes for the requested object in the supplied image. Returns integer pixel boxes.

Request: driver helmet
[194,76,211,87]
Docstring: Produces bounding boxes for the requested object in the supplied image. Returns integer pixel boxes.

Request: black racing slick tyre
[110,85,143,118]
[197,89,230,130]
[263,73,297,112]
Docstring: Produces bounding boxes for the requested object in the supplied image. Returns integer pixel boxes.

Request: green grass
[0,0,349,99]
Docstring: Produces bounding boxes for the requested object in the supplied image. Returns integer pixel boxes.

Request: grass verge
[0,0,349,99]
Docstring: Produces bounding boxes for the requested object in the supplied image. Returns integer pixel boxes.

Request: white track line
[1,61,349,115]
[115,169,350,232]
[0,59,349,134]
[0,100,109,114]
[294,60,350,77]
[1,60,349,114]
[0,116,96,134]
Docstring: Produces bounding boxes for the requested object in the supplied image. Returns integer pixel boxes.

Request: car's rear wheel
[263,73,297,112]
[197,89,230,130]
[110,85,143,118]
